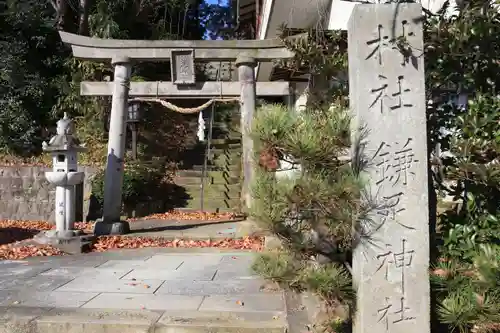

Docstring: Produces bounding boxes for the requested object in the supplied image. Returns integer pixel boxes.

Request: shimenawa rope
[129,97,240,114]
[128,79,240,114]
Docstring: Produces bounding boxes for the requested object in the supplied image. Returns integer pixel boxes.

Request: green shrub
[250,102,359,329]
[90,160,189,217]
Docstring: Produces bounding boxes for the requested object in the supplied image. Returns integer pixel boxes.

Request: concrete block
[0,276,72,292]
[145,254,222,268]
[0,166,96,223]
[0,306,49,333]
[0,291,22,306]
[155,279,270,296]
[96,260,149,269]
[141,256,188,270]
[28,257,108,268]
[217,254,256,271]
[123,267,217,281]
[81,293,203,311]
[12,291,99,308]
[34,308,161,333]
[76,250,154,261]
[55,277,162,294]
[155,310,287,333]
[93,221,130,236]
[41,267,132,279]
[0,266,50,279]
[199,294,285,312]
[219,254,255,264]
[213,267,258,281]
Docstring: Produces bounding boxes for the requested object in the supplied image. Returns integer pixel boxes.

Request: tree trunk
[78,0,91,36]
[52,0,69,31]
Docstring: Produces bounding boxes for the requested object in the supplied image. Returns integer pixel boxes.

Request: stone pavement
[0,248,294,333]
[125,218,263,240]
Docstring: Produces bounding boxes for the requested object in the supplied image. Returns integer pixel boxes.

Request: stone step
[209,147,242,155]
[186,190,241,201]
[174,176,240,186]
[185,192,241,202]
[211,157,241,167]
[191,165,241,172]
[175,169,240,178]
[208,145,242,153]
[208,138,241,146]
[0,307,286,333]
[183,183,241,194]
[0,250,287,333]
[185,198,241,211]
[176,205,239,213]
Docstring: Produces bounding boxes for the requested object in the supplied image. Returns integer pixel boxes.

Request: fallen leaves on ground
[0,216,258,260]
[91,236,263,252]
[0,220,52,231]
[130,210,242,222]
[0,210,243,243]
[74,222,95,231]
[0,220,53,245]
[0,219,94,245]
[0,244,64,260]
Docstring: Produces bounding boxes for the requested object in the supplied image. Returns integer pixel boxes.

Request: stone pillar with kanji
[348,4,431,333]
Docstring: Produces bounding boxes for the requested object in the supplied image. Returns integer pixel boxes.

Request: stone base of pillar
[33,230,96,254]
[93,220,130,236]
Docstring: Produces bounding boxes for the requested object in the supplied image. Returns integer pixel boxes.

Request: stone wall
[0,166,96,223]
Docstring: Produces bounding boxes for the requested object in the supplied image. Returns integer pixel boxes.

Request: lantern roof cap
[42,113,87,152]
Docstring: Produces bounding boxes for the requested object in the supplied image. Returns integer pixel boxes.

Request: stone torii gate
[58,32,294,235]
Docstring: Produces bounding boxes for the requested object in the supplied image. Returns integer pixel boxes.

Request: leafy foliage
[276,26,349,109]
[431,246,500,333]
[0,0,66,155]
[90,160,190,217]
[424,1,500,331]
[250,102,360,327]
[0,0,229,163]
[249,18,359,332]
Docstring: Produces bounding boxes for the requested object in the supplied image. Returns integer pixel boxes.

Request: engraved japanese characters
[348,4,430,333]
[171,49,195,85]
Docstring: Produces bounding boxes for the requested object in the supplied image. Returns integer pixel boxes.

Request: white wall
[328,0,358,30]
[328,0,458,30]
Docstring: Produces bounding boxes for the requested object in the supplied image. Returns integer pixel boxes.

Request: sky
[206,0,229,5]
[202,0,231,40]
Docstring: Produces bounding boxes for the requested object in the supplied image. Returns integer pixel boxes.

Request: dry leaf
[91,236,263,252]
[129,210,240,222]
[0,218,262,261]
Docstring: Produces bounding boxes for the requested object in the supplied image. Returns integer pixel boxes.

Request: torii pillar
[236,56,257,211]
[94,56,132,236]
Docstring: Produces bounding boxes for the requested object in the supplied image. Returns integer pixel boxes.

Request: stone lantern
[41,113,87,238]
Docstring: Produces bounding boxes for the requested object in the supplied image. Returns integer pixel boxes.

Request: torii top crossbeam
[58,31,293,62]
